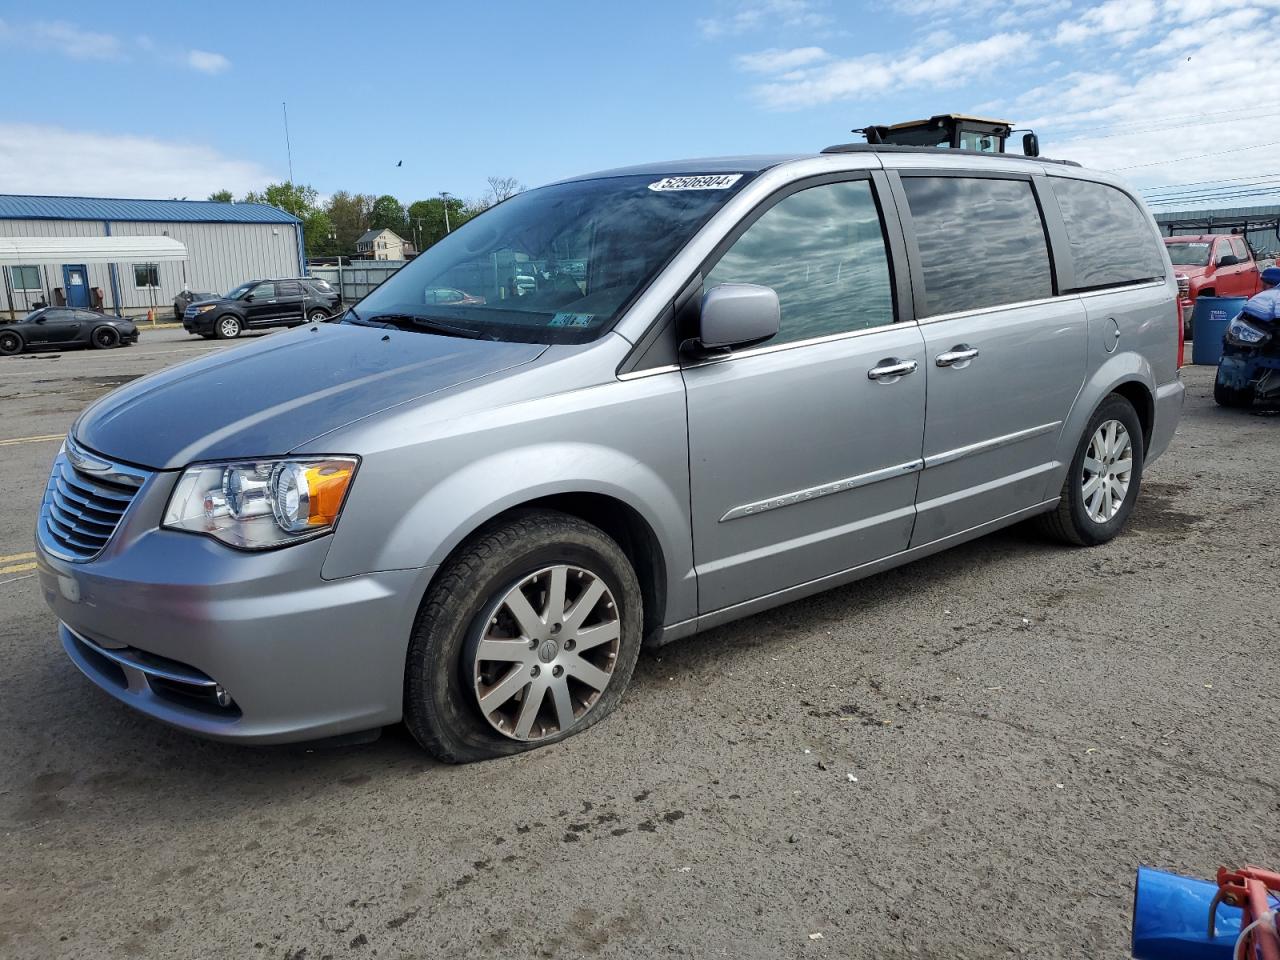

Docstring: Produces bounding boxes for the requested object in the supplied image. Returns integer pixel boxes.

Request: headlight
[195,304,217,314]
[1226,315,1268,345]
[163,457,357,549]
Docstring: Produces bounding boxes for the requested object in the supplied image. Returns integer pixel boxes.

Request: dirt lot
[0,334,1276,959]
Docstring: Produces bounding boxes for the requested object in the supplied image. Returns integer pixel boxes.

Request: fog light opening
[214,684,233,708]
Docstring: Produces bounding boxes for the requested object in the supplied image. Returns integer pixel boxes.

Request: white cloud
[698,0,831,38]
[0,18,230,73]
[736,46,830,72]
[0,124,276,199]
[1053,0,1158,45]
[187,49,231,74]
[0,18,124,60]
[750,32,1034,109]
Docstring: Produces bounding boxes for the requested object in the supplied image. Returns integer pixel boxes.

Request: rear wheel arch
[1110,380,1154,454]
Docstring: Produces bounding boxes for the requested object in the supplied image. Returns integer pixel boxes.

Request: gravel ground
[0,336,1276,959]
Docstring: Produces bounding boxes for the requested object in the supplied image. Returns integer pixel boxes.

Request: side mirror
[1022,132,1040,157]
[697,283,780,350]
[1218,255,1240,267]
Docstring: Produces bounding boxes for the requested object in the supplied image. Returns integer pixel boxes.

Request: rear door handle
[867,358,919,382]
[935,345,980,367]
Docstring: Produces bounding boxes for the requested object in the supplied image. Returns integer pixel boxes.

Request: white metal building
[0,195,304,318]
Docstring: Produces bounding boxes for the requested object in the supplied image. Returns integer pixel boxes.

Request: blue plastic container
[1192,296,1247,366]
[1132,866,1242,959]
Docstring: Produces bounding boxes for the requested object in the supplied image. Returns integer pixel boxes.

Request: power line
[1106,139,1280,171]
[1062,109,1280,142]
[1143,176,1280,201]
[1140,171,1280,193]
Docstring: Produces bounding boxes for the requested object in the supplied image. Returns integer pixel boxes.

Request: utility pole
[441,191,453,233]
[282,101,294,184]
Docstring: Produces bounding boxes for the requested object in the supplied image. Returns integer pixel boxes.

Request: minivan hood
[74,324,546,470]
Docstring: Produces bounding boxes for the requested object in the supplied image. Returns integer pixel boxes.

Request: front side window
[133,264,159,288]
[351,172,751,344]
[704,180,894,345]
[1166,242,1211,267]
[9,265,40,291]
[901,176,1053,316]
[1050,177,1166,291]
[251,282,277,299]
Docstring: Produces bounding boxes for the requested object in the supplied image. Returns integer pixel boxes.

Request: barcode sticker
[648,174,743,192]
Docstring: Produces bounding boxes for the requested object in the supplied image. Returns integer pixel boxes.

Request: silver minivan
[36,146,1184,762]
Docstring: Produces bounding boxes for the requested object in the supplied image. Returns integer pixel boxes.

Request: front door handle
[936,345,980,367]
[867,358,919,382]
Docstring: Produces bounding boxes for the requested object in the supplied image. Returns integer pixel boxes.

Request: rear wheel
[404,511,643,763]
[1214,376,1253,408]
[214,315,242,340]
[0,331,22,356]
[90,326,119,349]
[1038,395,1144,546]
[307,309,329,324]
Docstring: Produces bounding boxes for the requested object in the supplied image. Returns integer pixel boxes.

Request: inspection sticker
[648,174,743,192]
[549,312,594,328]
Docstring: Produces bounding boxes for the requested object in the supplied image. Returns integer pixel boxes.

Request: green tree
[407,194,474,251]
[208,189,234,203]
[302,210,338,258]
[325,192,375,256]
[243,182,319,219]
[368,194,408,238]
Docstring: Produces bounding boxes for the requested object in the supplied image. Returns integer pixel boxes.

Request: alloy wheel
[471,564,621,742]
[219,317,240,338]
[1081,419,1133,524]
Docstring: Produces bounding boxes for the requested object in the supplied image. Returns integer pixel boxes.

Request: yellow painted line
[0,434,63,447]
[0,551,35,564]
[0,561,36,575]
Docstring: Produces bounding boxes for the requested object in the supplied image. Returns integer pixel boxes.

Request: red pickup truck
[1165,234,1263,331]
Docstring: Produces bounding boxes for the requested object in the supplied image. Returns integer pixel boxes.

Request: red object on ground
[1216,866,1280,960]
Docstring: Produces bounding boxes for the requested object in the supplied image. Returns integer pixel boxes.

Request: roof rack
[820,142,1081,167]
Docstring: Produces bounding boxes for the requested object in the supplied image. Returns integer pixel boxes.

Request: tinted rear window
[901,176,1053,317]
[1050,178,1166,291]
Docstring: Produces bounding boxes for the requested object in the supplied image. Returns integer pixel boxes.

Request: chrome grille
[38,440,149,562]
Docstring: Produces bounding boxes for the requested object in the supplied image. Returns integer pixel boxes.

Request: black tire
[199,333,216,340]
[1214,377,1253,408]
[0,331,22,356]
[1038,394,1145,547]
[214,315,242,340]
[173,306,183,320]
[307,309,329,324]
[404,510,643,763]
[90,326,119,350]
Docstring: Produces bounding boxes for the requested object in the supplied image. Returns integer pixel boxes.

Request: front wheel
[404,511,643,763]
[1214,376,1253,408]
[0,331,22,356]
[1038,395,1144,546]
[90,326,120,349]
[214,315,242,340]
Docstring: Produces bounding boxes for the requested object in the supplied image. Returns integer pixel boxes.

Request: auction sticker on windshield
[648,174,743,192]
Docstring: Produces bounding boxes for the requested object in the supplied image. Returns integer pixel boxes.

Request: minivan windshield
[1166,242,1211,267]
[348,173,752,343]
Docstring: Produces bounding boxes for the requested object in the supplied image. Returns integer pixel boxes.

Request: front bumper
[37,522,434,744]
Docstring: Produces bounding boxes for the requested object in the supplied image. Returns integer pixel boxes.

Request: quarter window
[704,180,895,346]
[901,176,1053,317]
[1049,178,1166,291]
[133,264,160,288]
[9,265,41,291]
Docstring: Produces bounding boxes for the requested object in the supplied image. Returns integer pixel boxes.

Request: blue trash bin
[1192,296,1247,366]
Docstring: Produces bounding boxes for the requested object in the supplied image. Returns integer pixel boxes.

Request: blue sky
[2,0,1279,211]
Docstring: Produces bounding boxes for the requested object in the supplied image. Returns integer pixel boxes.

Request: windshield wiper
[355,312,486,340]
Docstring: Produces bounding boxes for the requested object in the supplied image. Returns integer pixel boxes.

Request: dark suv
[183,278,341,339]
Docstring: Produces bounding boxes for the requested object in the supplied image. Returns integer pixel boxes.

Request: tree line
[208,176,525,259]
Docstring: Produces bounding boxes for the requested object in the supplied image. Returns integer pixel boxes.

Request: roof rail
[820,142,1081,167]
